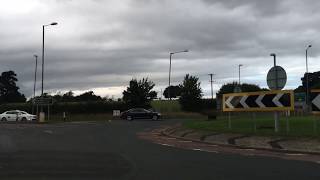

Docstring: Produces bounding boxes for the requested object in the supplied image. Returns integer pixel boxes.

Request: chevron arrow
[255,94,265,108]
[240,96,249,108]
[312,94,320,110]
[225,96,234,109]
[272,93,284,107]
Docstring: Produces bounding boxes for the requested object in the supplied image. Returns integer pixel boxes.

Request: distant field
[184,113,320,138]
[151,100,181,113]
[151,100,206,119]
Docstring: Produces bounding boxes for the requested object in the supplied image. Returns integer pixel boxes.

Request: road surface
[0,119,319,180]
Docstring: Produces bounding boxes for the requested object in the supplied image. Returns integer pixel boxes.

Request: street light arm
[171,50,189,54]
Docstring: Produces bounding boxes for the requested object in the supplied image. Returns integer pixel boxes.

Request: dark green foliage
[0,71,26,103]
[33,91,103,103]
[179,74,202,112]
[122,78,157,108]
[201,99,216,110]
[216,82,266,98]
[163,85,182,98]
[0,101,127,114]
[75,91,102,101]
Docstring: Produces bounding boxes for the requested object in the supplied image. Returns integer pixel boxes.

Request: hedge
[0,101,128,114]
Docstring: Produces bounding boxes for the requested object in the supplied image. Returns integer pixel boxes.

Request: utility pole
[208,73,215,100]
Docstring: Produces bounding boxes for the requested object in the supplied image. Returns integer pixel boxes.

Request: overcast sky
[1,0,320,98]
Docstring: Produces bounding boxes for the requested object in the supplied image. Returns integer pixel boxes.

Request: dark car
[120,108,161,121]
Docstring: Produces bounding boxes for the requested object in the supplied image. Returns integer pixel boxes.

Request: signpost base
[39,112,45,123]
[274,112,279,133]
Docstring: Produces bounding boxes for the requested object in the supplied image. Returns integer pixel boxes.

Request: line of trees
[5,69,320,113]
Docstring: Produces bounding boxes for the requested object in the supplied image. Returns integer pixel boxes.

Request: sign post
[310,89,320,134]
[266,59,287,132]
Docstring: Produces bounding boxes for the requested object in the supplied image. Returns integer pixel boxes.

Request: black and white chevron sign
[223,90,294,112]
[311,90,320,113]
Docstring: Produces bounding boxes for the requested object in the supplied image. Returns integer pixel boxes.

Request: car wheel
[21,117,27,122]
[152,115,158,121]
[127,116,133,121]
[1,117,7,121]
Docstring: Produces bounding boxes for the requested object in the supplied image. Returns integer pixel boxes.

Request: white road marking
[43,130,53,134]
[285,153,305,156]
[160,143,174,147]
[179,141,192,143]
[193,149,202,151]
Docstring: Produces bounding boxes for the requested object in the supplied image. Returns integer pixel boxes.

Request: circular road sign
[267,66,287,90]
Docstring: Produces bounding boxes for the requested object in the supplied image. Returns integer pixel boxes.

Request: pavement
[0,119,318,179]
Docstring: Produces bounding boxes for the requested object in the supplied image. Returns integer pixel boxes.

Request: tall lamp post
[41,22,58,97]
[168,49,188,100]
[306,44,312,111]
[32,55,38,114]
[33,55,38,99]
[238,64,243,85]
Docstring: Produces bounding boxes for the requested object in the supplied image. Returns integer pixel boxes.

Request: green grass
[183,114,320,138]
[151,100,181,113]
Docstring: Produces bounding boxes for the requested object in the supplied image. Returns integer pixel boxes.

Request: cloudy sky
[1,0,319,98]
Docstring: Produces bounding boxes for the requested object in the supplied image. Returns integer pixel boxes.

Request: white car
[0,110,37,122]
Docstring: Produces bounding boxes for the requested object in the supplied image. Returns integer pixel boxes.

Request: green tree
[179,74,202,111]
[0,71,26,103]
[216,82,266,98]
[163,85,182,99]
[76,91,102,102]
[122,78,157,108]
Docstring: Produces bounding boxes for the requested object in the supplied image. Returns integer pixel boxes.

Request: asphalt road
[0,119,319,180]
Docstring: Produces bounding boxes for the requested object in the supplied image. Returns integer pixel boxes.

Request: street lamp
[33,55,38,99]
[238,64,243,85]
[32,54,38,115]
[168,49,188,100]
[306,44,312,110]
[41,22,58,96]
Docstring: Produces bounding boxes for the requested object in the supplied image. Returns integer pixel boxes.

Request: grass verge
[183,114,320,138]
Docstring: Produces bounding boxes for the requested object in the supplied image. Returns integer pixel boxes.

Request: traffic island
[162,125,320,155]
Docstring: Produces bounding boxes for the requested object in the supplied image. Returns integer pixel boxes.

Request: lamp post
[306,45,312,110]
[33,55,38,99]
[238,64,243,85]
[32,55,38,115]
[168,49,188,100]
[270,53,277,88]
[41,22,58,97]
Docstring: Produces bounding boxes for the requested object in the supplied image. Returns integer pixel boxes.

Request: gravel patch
[279,139,320,153]
[236,136,277,149]
[205,134,242,145]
